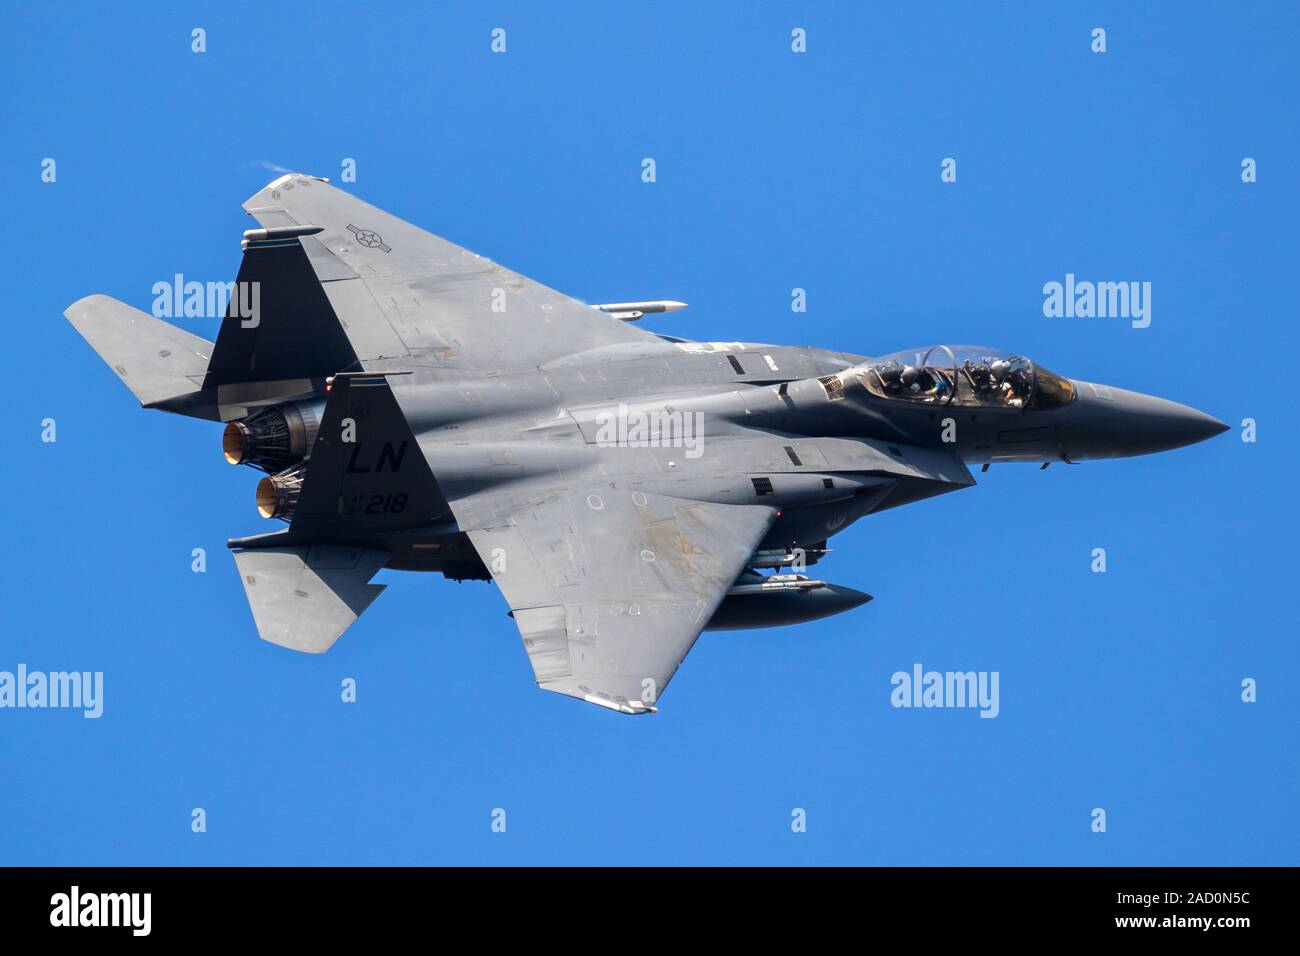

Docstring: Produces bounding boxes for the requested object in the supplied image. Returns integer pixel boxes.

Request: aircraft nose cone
[1115,391,1229,454]
[1068,381,1229,458]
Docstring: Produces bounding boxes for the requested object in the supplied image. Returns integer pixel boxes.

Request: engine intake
[222,400,324,473]
[255,464,307,521]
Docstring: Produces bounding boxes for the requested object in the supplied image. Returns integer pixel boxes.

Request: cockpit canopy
[852,345,1075,409]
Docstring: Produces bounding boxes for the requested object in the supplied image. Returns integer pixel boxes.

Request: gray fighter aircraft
[63,175,1228,714]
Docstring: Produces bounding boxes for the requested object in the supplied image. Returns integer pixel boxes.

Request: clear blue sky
[2,2,1295,865]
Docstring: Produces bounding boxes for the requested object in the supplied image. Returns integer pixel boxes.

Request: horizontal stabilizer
[63,294,213,407]
[232,545,388,653]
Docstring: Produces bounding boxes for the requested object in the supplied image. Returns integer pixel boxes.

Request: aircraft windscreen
[854,346,1074,409]
[1028,363,1075,408]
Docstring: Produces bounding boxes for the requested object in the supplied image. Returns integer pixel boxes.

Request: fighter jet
[63,174,1228,714]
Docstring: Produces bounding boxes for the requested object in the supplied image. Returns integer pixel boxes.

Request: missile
[240,224,325,250]
[242,224,325,241]
[725,573,827,596]
[590,300,688,322]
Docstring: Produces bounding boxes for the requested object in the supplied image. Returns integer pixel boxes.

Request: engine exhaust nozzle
[256,465,306,521]
[222,400,325,473]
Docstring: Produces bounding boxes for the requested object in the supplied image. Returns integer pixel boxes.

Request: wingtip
[540,678,661,715]
[63,292,114,321]
[582,697,657,715]
[244,172,337,214]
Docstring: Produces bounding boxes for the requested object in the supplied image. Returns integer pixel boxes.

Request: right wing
[453,486,777,714]
[239,174,658,373]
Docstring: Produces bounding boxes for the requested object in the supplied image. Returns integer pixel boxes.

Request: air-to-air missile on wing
[64,175,1228,714]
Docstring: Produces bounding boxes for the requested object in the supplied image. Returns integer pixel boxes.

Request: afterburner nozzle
[222,421,251,465]
[256,465,305,521]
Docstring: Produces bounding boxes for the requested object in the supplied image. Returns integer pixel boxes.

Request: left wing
[454,487,777,714]
[240,174,658,373]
